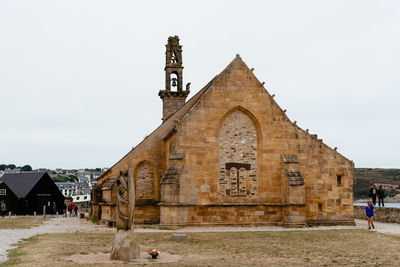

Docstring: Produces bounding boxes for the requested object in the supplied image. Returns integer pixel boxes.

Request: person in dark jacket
[0,200,7,216]
[369,184,377,205]
[377,185,385,207]
[366,201,375,230]
[74,204,78,217]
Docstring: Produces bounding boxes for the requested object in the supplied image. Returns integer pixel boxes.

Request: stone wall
[134,204,160,224]
[354,206,400,223]
[162,95,187,121]
[160,204,284,228]
[172,55,353,227]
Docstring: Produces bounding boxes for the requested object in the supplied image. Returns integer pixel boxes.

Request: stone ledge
[306,220,355,226]
[169,154,185,160]
[159,221,282,230]
[135,200,159,205]
[159,202,306,207]
[283,222,307,228]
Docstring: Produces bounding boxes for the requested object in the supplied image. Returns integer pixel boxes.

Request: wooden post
[43,205,46,218]
[127,164,135,230]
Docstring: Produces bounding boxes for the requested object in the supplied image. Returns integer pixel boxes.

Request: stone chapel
[91,36,355,228]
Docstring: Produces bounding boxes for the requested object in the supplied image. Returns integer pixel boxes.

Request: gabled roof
[99,54,352,180]
[0,171,48,198]
[100,55,246,179]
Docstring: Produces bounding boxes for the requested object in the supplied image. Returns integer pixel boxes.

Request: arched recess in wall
[134,161,155,200]
[216,106,262,198]
[170,72,179,91]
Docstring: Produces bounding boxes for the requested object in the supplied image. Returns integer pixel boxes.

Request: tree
[0,164,6,171]
[21,165,32,172]
[7,164,16,169]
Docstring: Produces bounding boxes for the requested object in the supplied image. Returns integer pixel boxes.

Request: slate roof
[0,172,48,198]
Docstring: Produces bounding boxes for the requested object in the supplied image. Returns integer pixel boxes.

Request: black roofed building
[0,181,18,214]
[0,172,65,215]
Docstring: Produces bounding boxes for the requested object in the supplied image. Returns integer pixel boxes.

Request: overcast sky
[0,1,399,169]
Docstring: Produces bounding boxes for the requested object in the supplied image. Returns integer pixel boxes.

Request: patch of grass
[4,229,400,266]
[0,217,49,229]
[86,215,100,225]
[2,236,39,266]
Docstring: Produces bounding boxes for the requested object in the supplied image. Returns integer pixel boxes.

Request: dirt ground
[0,217,48,229]
[3,228,400,266]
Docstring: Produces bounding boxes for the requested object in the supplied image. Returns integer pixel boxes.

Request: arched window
[218,109,258,197]
[170,72,178,91]
[135,161,154,200]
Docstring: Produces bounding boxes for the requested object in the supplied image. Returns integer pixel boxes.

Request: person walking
[369,184,377,205]
[70,202,75,217]
[74,204,78,217]
[63,203,67,217]
[52,202,57,214]
[366,200,375,230]
[377,185,385,207]
[0,200,7,216]
[67,204,72,217]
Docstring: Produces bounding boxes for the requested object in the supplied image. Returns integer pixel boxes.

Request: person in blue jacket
[366,200,375,230]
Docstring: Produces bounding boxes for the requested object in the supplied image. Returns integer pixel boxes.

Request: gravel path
[0,217,111,263]
[1,217,400,264]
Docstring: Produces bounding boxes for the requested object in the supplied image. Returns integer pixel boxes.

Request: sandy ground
[1,217,400,264]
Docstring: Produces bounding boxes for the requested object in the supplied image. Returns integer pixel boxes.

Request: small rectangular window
[0,189,6,195]
[337,175,342,186]
[318,203,323,212]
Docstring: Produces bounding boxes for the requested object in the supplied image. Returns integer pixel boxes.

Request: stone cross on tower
[158,36,190,121]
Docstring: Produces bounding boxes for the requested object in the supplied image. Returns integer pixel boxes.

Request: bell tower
[158,36,190,121]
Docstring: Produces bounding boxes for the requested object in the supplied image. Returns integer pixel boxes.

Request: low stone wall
[354,206,400,223]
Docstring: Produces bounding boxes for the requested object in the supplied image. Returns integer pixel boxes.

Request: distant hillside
[354,168,400,199]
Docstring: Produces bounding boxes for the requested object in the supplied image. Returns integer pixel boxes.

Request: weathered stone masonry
[91,36,354,228]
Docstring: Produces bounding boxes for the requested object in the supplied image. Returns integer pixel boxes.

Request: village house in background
[0,172,64,214]
[91,36,355,228]
[53,169,104,212]
[0,165,107,214]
